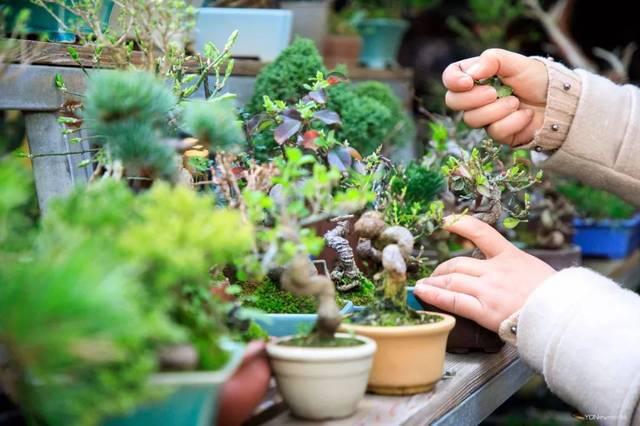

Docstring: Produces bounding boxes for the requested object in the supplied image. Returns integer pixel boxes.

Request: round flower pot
[356,18,409,69]
[340,312,455,395]
[323,34,362,69]
[216,341,271,426]
[266,333,376,420]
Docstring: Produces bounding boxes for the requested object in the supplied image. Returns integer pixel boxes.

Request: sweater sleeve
[531,59,640,207]
[515,267,640,425]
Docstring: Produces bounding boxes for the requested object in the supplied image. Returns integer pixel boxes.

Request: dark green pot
[3,0,114,42]
[103,340,244,426]
[357,18,409,69]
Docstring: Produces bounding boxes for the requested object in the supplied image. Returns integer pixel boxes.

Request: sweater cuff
[498,310,519,346]
[519,57,582,152]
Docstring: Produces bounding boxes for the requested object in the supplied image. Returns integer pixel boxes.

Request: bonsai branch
[324,216,362,292]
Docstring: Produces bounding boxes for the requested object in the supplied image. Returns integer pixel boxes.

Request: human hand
[414,215,555,332]
[442,49,548,147]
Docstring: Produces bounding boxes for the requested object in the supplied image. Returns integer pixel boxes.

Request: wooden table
[1,40,414,212]
[247,251,640,426]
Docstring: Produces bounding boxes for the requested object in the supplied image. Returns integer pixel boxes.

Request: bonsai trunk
[324,217,361,292]
[280,254,341,339]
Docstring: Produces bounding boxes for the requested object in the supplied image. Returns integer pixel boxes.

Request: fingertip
[458,74,474,90]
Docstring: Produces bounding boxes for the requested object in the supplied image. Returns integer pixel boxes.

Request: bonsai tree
[248,38,415,155]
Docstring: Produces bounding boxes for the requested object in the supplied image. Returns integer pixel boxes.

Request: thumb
[443,215,514,258]
[463,48,531,81]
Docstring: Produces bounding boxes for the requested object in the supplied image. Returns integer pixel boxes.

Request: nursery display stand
[1,40,414,211]
[246,251,640,426]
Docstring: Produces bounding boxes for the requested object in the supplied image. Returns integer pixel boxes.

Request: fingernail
[506,96,519,108]
[443,214,462,227]
[525,108,534,116]
[458,75,473,86]
[465,63,482,77]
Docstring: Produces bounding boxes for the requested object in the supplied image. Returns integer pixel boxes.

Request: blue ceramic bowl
[256,301,354,337]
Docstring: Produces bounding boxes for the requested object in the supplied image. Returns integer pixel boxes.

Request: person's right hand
[442,49,548,147]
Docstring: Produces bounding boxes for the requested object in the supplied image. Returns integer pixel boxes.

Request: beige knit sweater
[497,60,640,426]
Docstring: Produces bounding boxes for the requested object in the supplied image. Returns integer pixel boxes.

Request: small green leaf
[54,73,66,90]
[496,84,513,98]
[69,137,82,144]
[67,46,79,61]
[503,217,520,229]
[78,159,91,168]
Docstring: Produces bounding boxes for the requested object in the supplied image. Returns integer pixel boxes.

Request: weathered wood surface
[9,39,413,80]
[258,345,527,426]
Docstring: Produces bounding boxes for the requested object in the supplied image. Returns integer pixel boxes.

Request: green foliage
[339,276,375,306]
[556,180,636,220]
[390,161,445,207]
[247,38,327,113]
[181,98,245,151]
[0,157,36,254]
[242,279,317,314]
[327,81,414,155]
[83,70,178,178]
[0,237,178,426]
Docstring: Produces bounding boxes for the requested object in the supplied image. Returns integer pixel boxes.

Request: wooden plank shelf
[246,250,640,426]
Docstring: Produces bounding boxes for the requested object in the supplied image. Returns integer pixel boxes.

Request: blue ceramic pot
[256,301,354,337]
[572,214,640,259]
[4,0,114,42]
[357,18,408,69]
[103,339,244,426]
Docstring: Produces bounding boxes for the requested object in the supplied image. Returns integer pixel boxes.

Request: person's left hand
[414,215,556,332]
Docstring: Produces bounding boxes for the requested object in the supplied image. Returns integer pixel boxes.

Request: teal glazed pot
[4,0,114,42]
[256,301,354,337]
[103,339,244,426]
[357,18,409,69]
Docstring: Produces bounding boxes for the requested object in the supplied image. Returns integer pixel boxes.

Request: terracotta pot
[216,341,271,426]
[266,333,376,420]
[323,35,362,69]
[340,312,455,395]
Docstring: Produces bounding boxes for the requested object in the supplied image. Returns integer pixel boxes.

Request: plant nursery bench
[1,40,414,212]
[246,251,640,426]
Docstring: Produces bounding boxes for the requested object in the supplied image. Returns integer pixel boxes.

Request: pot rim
[340,311,456,337]
[150,339,245,386]
[266,333,376,362]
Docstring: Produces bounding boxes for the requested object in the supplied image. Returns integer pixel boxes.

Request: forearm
[501,268,640,425]
[525,59,640,207]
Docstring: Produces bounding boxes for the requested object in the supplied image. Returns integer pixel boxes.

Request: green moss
[339,276,376,306]
[247,38,327,113]
[242,279,317,314]
[279,335,363,347]
[365,311,443,327]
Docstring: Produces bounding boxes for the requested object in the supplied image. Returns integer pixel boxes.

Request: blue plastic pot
[103,339,244,426]
[255,301,354,337]
[572,214,640,259]
[357,18,408,69]
[4,0,114,42]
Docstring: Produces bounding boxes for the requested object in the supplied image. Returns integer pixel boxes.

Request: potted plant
[266,254,377,420]
[510,180,582,270]
[556,179,640,259]
[3,0,115,42]
[339,211,455,395]
[324,5,363,69]
[247,38,415,156]
[280,0,329,51]
[345,0,433,69]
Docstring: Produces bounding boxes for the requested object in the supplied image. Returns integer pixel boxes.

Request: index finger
[443,215,514,258]
[441,57,478,92]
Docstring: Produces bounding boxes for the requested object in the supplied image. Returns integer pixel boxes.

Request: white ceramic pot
[194,8,293,62]
[266,333,376,420]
